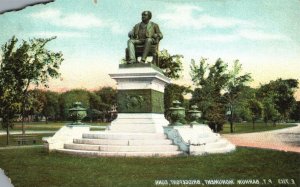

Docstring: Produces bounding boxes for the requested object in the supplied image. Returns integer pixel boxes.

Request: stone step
[204,144,236,154]
[188,136,220,145]
[205,139,230,149]
[190,143,236,155]
[56,148,183,157]
[82,132,167,140]
[74,138,173,146]
[64,143,179,152]
[109,124,156,133]
[64,143,99,151]
[98,145,179,152]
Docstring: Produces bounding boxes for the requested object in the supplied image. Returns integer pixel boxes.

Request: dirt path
[222,124,300,153]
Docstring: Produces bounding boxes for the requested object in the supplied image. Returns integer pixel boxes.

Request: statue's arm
[154,24,163,40]
[128,25,136,39]
[128,30,133,38]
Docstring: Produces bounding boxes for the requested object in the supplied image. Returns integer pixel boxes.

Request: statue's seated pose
[126,11,163,65]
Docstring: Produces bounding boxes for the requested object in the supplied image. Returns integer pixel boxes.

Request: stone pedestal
[164,125,236,155]
[109,64,170,133]
[43,125,90,151]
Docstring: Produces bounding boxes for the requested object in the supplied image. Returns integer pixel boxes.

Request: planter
[188,105,202,127]
[168,100,185,126]
[69,102,87,125]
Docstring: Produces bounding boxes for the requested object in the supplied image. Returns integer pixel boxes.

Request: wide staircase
[57,131,184,157]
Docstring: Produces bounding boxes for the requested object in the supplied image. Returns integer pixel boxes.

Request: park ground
[0,122,299,186]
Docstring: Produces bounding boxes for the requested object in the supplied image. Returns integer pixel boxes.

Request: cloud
[30,8,126,34]
[33,31,89,38]
[194,34,239,42]
[158,4,254,30]
[30,8,103,29]
[191,29,289,43]
[106,21,126,34]
[237,29,289,41]
[159,4,290,43]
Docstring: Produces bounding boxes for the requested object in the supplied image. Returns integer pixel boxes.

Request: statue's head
[141,11,152,23]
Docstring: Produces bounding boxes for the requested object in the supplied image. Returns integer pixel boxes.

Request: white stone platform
[45,123,235,157]
[164,125,236,155]
[54,130,183,157]
[108,113,169,133]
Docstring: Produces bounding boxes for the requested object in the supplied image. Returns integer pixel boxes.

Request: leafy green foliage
[190,58,252,132]
[158,49,183,79]
[59,89,93,120]
[261,97,280,126]
[248,99,263,129]
[164,84,191,119]
[290,101,300,122]
[94,87,117,121]
[0,36,63,144]
[257,78,299,121]
[190,58,230,132]
[223,61,252,132]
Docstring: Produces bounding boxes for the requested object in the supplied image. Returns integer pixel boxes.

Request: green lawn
[0,133,54,147]
[1,121,296,134]
[221,122,297,134]
[0,147,298,187]
[1,121,109,131]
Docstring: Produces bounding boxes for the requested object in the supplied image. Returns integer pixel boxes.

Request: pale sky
[0,0,299,99]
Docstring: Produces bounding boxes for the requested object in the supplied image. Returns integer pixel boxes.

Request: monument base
[164,125,236,155]
[108,113,169,133]
[44,64,235,157]
[43,125,90,151]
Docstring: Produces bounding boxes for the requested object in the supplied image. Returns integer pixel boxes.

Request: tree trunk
[230,120,233,133]
[46,116,48,124]
[230,111,234,133]
[6,124,9,145]
[264,118,268,126]
[252,119,255,130]
[22,117,25,135]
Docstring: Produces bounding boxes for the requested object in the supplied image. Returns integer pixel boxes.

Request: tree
[95,87,117,107]
[164,83,191,120]
[26,89,46,122]
[59,89,92,120]
[261,96,280,126]
[0,36,63,144]
[248,99,263,130]
[291,101,300,122]
[232,86,256,122]
[257,78,298,121]
[94,87,117,122]
[158,49,183,79]
[42,90,60,123]
[223,60,252,133]
[190,58,230,132]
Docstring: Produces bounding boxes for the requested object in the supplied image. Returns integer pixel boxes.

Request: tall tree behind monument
[0,36,63,145]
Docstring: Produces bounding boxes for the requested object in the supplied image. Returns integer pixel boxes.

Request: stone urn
[168,100,185,126]
[188,105,202,127]
[69,102,87,125]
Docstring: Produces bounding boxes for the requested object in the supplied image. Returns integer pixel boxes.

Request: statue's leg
[127,39,142,64]
[141,38,154,62]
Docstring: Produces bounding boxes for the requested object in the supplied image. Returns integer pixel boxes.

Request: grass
[0,133,54,147]
[0,121,109,131]
[2,121,296,134]
[221,122,297,134]
[0,147,298,187]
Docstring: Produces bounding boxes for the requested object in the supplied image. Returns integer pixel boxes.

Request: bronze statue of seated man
[126,11,163,64]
